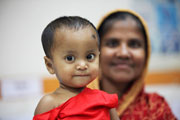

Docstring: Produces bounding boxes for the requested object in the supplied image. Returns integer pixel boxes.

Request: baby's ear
[44,56,55,74]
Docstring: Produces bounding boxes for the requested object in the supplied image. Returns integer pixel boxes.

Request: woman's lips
[114,64,131,69]
[111,62,132,70]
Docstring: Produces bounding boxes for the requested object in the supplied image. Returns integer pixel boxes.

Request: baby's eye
[65,55,75,62]
[86,53,95,61]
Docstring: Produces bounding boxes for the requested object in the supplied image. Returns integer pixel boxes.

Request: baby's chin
[69,81,92,88]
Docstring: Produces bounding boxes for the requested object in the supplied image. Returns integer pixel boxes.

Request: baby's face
[50,27,99,88]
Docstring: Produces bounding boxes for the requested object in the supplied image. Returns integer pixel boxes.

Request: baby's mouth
[73,74,90,77]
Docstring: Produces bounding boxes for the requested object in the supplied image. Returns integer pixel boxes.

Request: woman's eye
[105,39,119,47]
[129,39,142,48]
[65,55,75,62]
[86,53,95,61]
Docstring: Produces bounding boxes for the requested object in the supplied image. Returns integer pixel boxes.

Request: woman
[88,9,176,120]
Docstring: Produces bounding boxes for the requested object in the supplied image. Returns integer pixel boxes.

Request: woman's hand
[110,108,120,120]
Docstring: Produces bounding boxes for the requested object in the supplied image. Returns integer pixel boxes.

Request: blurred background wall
[0,0,180,119]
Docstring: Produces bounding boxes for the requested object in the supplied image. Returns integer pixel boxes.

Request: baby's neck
[61,84,84,93]
[51,84,84,108]
[55,84,85,95]
[52,85,85,107]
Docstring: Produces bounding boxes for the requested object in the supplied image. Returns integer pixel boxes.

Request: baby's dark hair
[42,16,99,58]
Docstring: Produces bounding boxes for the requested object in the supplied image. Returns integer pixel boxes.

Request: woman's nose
[116,44,130,59]
[76,61,88,70]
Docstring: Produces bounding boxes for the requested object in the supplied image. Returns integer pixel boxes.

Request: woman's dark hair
[42,16,99,58]
[98,11,148,58]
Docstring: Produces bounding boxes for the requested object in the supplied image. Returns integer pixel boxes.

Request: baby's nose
[76,61,88,70]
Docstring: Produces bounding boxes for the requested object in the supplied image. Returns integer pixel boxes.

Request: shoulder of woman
[147,92,165,101]
[145,92,170,107]
[146,92,177,119]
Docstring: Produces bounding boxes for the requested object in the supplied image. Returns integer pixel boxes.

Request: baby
[33,16,119,120]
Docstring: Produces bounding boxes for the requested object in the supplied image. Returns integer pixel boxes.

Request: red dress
[119,89,177,120]
[33,87,118,120]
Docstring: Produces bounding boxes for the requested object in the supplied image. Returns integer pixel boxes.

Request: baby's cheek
[91,67,99,79]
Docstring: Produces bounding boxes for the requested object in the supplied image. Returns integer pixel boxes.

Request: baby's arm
[110,108,120,120]
[34,94,55,115]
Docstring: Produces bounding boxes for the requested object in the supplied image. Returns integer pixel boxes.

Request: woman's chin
[112,74,134,83]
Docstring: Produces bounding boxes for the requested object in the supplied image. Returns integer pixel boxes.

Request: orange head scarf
[87,9,151,116]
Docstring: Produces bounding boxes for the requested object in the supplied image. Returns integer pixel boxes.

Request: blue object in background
[156,1,180,54]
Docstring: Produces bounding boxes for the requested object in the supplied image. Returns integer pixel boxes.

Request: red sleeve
[92,88,118,108]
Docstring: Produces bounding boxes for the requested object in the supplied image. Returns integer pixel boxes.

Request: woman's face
[100,18,146,83]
